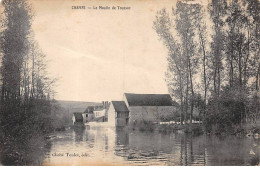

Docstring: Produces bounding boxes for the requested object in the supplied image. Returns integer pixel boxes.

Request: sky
[30,0,178,102]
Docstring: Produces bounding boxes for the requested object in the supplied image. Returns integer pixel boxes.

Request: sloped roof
[85,105,104,113]
[58,100,102,114]
[84,106,95,113]
[94,107,105,111]
[111,101,129,112]
[124,93,174,106]
[73,112,83,120]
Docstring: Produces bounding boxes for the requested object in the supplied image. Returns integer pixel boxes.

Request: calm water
[41,126,260,166]
[1,126,260,166]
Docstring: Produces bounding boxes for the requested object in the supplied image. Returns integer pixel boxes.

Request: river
[42,126,260,166]
[1,126,260,166]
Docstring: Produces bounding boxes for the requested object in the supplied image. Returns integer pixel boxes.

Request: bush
[132,120,156,132]
[205,87,247,135]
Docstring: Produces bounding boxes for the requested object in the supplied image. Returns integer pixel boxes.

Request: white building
[107,93,177,127]
[93,108,106,122]
[123,93,176,125]
[107,101,130,127]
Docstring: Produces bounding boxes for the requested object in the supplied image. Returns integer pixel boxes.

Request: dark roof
[73,112,83,120]
[94,107,105,111]
[124,93,173,106]
[84,106,95,113]
[111,101,129,112]
[84,105,104,113]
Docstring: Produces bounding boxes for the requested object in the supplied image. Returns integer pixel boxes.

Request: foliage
[160,112,180,122]
[154,0,260,134]
[205,86,247,134]
[132,120,156,132]
[0,0,58,143]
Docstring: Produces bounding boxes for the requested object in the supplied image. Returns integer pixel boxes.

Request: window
[86,114,88,117]
[116,112,122,118]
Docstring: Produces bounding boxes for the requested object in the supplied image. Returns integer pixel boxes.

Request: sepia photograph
[0,0,260,166]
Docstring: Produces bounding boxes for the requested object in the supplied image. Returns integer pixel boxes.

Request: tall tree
[208,0,227,97]
[194,4,210,119]
[154,0,260,129]
[154,9,187,124]
[175,1,200,124]
[154,1,201,124]
[0,0,57,139]
[0,0,32,132]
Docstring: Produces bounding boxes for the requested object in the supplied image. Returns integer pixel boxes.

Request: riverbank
[129,120,260,138]
[129,120,204,136]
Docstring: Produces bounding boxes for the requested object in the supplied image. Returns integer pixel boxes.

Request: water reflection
[116,129,129,146]
[73,128,84,142]
[0,136,52,166]
[114,130,207,165]
[205,135,260,165]
[115,130,259,166]
[2,127,259,166]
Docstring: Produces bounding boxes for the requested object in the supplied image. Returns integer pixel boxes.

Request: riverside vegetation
[0,0,69,165]
[0,0,259,165]
[153,0,260,136]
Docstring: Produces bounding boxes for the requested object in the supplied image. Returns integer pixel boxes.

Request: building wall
[94,109,106,118]
[82,113,94,123]
[116,118,126,127]
[115,111,129,127]
[107,104,116,127]
[82,113,86,123]
[107,104,129,127]
[72,116,76,124]
[128,106,176,124]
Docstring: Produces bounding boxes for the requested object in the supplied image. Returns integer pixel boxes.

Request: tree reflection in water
[4,127,258,166]
[113,130,260,166]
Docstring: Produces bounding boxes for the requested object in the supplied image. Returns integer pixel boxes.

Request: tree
[154,1,202,124]
[0,0,57,140]
[0,0,32,133]
[208,0,227,97]
[154,9,186,124]
[175,2,200,124]
[194,4,211,119]
[154,0,260,132]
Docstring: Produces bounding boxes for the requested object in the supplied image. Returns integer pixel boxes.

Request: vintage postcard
[0,0,260,166]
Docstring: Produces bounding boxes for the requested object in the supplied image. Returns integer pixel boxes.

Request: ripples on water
[41,127,260,166]
[0,126,259,166]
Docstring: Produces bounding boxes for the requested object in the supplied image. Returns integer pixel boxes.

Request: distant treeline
[154,0,260,133]
[0,0,64,143]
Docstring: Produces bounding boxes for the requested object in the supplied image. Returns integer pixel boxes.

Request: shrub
[133,120,156,132]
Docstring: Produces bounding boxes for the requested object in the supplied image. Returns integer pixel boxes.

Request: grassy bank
[130,120,204,136]
[129,119,260,138]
